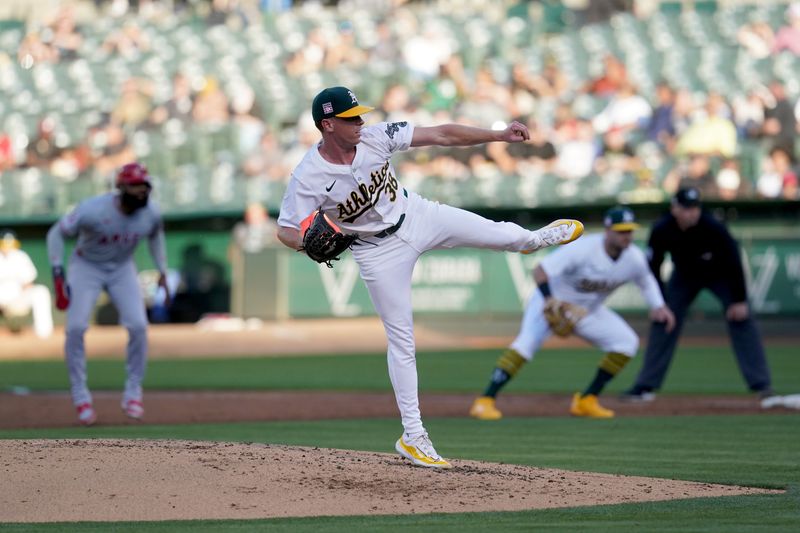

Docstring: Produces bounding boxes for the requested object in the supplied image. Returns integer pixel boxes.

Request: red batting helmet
[116,162,152,187]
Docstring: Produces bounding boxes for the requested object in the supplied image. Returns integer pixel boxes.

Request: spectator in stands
[732,87,767,140]
[49,6,83,62]
[459,65,512,125]
[206,0,250,29]
[670,87,696,141]
[50,144,93,183]
[0,229,53,338]
[594,126,641,177]
[380,84,414,123]
[192,77,230,127]
[281,111,321,174]
[26,117,62,169]
[757,145,799,199]
[324,21,368,71]
[285,27,326,77]
[231,202,278,254]
[422,56,468,114]
[528,59,570,102]
[583,54,628,99]
[663,154,718,198]
[149,72,195,127]
[0,132,14,171]
[716,158,746,200]
[554,118,597,180]
[576,0,629,27]
[592,81,652,134]
[737,17,774,59]
[761,80,796,151]
[101,20,151,59]
[771,3,800,55]
[90,119,136,177]
[487,118,557,176]
[242,128,289,182]
[674,92,737,158]
[111,78,155,129]
[645,82,677,152]
[230,83,265,155]
[17,29,58,66]
[402,21,453,81]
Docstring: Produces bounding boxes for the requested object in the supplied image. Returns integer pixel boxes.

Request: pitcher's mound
[2,439,780,523]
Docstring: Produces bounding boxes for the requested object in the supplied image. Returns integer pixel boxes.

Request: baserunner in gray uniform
[47,162,169,426]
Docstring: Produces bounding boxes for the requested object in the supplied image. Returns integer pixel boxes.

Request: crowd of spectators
[2,0,800,216]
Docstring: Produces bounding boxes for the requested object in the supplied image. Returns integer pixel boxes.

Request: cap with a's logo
[604,206,640,231]
[674,186,702,207]
[312,86,375,123]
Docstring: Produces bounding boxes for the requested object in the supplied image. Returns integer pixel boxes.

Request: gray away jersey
[47,192,167,272]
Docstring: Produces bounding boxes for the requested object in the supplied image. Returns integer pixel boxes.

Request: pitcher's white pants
[351,192,538,437]
[510,289,639,361]
[65,256,148,406]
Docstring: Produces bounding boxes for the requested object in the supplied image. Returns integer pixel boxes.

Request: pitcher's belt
[373,188,408,239]
[374,213,405,238]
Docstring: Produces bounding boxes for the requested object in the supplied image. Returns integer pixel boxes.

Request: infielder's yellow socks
[483,349,527,397]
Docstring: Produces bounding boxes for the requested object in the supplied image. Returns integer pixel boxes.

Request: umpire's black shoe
[619,387,656,403]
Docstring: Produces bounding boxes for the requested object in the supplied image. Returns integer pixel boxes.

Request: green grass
[1,416,799,531]
[2,346,799,395]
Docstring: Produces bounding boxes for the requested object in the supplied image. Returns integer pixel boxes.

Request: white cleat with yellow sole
[522,219,584,254]
[395,432,453,469]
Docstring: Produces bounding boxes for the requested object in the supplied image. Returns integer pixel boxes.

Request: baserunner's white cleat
[522,219,584,254]
[395,432,453,469]
[121,398,144,420]
[76,402,97,426]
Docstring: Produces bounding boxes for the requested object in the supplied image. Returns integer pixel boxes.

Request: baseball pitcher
[277,86,584,468]
[470,206,675,420]
[46,162,169,426]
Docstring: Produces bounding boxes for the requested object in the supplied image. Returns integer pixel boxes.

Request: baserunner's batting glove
[52,266,71,310]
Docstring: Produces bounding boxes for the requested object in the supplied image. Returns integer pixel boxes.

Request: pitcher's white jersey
[47,193,167,271]
[541,233,664,311]
[278,121,413,235]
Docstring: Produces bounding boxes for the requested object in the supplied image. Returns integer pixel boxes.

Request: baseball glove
[300,209,357,268]
[543,298,587,337]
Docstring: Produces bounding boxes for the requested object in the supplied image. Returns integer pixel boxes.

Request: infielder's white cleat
[76,403,97,426]
[522,219,584,254]
[395,433,453,469]
[121,399,144,420]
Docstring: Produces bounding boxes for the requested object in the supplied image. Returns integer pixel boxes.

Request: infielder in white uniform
[0,229,53,338]
[470,206,676,420]
[46,162,169,426]
[277,86,584,468]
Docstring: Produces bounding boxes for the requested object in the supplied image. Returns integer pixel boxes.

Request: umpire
[624,186,774,401]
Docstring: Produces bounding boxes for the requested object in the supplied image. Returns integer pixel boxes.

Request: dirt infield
[1,439,781,523]
[1,389,789,430]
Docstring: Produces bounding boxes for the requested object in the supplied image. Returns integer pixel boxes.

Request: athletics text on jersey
[278,121,414,236]
[540,233,664,311]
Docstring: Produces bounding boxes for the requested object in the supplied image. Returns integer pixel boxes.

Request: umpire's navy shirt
[647,211,748,302]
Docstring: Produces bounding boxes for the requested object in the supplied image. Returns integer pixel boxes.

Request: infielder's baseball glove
[300,209,356,268]
[543,298,588,337]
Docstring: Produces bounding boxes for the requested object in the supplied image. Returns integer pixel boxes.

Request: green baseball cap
[604,206,640,231]
[312,86,374,123]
